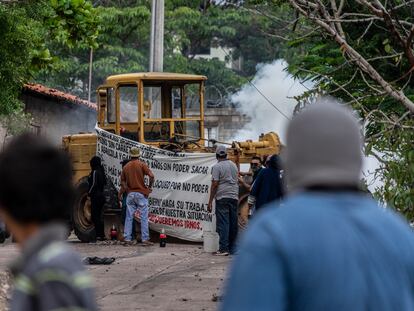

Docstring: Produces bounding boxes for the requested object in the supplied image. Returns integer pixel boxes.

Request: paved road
[0,239,230,311]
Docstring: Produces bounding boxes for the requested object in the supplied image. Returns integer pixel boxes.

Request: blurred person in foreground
[247,154,284,213]
[0,134,97,311]
[221,101,414,311]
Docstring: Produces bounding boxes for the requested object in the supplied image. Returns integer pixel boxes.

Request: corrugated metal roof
[23,83,97,111]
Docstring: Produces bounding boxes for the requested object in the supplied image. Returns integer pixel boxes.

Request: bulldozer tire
[73,177,95,242]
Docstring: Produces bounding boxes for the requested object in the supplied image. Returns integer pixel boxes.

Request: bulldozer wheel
[73,177,95,242]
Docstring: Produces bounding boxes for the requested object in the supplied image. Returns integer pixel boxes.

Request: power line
[246,78,292,120]
[219,47,291,120]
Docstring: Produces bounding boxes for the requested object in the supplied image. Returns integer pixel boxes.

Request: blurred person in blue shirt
[221,101,414,311]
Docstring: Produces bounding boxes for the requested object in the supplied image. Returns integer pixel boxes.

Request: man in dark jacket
[248,154,283,211]
[221,101,414,311]
[88,156,106,241]
[0,134,97,311]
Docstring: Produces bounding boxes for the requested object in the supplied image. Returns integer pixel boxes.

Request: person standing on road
[239,156,263,191]
[0,134,97,311]
[88,156,106,241]
[221,102,414,311]
[208,145,239,256]
[119,159,131,231]
[121,147,154,246]
[247,154,284,212]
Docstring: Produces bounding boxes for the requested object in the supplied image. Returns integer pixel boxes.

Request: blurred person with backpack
[0,134,97,311]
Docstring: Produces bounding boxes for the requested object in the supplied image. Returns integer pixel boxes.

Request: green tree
[242,0,414,217]
[0,0,99,114]
[37,4,151,97]
[37,1,287,101]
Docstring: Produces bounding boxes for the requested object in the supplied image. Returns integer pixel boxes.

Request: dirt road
[0,239,230,311]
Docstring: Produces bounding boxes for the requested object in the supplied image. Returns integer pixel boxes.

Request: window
[172,87,182,118]
[184,83,201,111]
[119,85,138,123]
[174,120,201,142]
[144,86,162,119]
[204,127,218,147]
[106,88,116,124]
[144,121,171,141]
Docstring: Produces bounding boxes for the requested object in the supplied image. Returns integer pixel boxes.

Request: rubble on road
[0,271,11,311]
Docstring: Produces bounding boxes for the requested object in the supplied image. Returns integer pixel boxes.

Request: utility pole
[88,48,93,105]
[149,0,164,118]
[149,0,164,72]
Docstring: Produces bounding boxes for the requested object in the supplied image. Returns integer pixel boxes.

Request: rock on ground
[0,271,11,311]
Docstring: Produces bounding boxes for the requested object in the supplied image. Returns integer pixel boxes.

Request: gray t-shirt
[212,159,239,200]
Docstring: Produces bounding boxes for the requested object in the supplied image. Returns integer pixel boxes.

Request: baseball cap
[216,145,228,156]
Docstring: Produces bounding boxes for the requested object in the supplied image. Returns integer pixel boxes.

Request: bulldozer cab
[96,73,207,147]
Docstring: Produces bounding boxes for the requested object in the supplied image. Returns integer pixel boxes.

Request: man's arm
[88,171,96,195]
[238,176,251,191]
[208,165,220,212]
[148,175,154,190]
[36,277,97,311]
[208,180,219,212]
[144,164,155,193]
[118,169,127,201]
[12,263,98,311]
[250,169,264,198]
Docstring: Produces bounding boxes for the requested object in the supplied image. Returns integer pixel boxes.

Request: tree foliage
[242,0,414,217]
[0,4,38,114]
[37,0,285,101]
[0,0,99,114]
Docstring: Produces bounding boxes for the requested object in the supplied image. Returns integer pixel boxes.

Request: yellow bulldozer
[62,72,281,242]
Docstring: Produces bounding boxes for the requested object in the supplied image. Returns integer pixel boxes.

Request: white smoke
[232,60,382,193]
[232,60,309,142]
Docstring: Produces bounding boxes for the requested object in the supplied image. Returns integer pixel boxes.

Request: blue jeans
[215,198,238,253]
[124,192,149,241]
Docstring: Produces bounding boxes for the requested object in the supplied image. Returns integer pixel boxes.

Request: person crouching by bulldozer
[0,133,97,311]
[121,147,155,246]
[88,156,107,242]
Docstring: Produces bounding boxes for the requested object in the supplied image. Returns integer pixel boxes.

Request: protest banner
[95,127,217,242]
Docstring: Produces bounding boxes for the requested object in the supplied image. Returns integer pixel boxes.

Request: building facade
[21,84,97,144]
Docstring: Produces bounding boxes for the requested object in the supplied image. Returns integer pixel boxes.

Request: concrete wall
[192,46,243,71]
[21,93,97,145]
[187,107,251,143]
